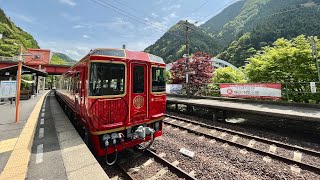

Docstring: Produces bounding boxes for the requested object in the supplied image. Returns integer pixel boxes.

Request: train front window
[89,62,125,96]
[152,67,165,92]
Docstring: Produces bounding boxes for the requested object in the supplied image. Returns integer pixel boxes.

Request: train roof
[89,48,165,64]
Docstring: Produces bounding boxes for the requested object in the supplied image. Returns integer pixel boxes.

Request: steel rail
[114,162,136,180]
[144,149,197,180]
[164,116,320,174]
[165,114,320,157]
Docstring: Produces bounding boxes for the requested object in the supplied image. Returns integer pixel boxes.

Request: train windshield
[152,67,165,92]
[89,62,125,96]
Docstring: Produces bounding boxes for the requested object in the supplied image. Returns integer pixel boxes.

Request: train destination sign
[220,83,282,100]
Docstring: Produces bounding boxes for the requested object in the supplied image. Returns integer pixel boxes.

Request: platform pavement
[0,91,108,180]
[167,96,320,122]
[0,91,48,175]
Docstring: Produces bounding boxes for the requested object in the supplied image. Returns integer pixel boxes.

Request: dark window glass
[148,54,164,63]
[133,66,144,93]
[92,49,125,57]
[152,67,165,92]
[89,63,125,96]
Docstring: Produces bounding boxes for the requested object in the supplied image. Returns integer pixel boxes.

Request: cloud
[162,4,181,11]
[8,12,35,23]
[169,12,177,18]
[151,13,159,17]
[61,13,80,21]
[83,35,90,39]
[59,0,76,6]
[73,25,86,29]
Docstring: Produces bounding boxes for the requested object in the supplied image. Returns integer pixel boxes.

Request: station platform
[0,91,108,180]
[167,96,320,122]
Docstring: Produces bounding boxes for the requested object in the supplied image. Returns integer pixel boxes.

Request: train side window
[75,72,80,93]
[133,66,144,93]
[89,62,125,96]
[152,67,165,92]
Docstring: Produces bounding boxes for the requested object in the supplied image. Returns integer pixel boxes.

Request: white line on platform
[41,112,45,118]
[40,118,44,125]
[39,128,44,138]
[36,144,43,164]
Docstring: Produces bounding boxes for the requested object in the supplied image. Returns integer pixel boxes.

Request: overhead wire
[88,0,184,38]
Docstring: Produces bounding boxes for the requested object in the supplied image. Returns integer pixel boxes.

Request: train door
[75,71,80,114]
[79,65,86,118]
[130,63,148,123]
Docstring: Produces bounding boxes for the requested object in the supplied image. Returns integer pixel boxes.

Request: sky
[0,0,238,60]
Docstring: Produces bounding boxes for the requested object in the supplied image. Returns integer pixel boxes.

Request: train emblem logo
[133,95,144,109]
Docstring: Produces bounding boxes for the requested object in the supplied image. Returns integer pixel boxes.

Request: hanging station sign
[220,83,282,100]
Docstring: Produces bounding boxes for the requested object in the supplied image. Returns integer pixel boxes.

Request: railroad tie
[185,123,192,127]
[209,130,217,135]
[158,153,166,158]
[231,135,239,142]
[146,168,168,180]
[191,125,200,131]
[240,148,248,155]
[219,132,227,138]
[188,170,197,177]
[170,119,176,123]
[263,156,272,163]
[293,151,302,162]
[268,144,277,154]
[247,140,256,148]
[209,139,216,144]
[197,136,205,140]
[171,160,179,166]
[290,165,301,174]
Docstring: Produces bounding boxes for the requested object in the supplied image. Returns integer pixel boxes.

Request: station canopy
[0,64,48,77]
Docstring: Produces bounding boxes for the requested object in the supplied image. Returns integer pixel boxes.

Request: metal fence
[170,82,320,103]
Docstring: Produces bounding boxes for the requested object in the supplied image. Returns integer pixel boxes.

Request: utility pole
[15,46,23,123]
[311,36,320,82]
[185,20,190,98]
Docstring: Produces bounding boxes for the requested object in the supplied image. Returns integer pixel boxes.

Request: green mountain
[145,0,320,67]
[217,0,320,66]
[0,8,39,57]
[201,0,246,35]
[144,20,220,63]
[51,52,77,65]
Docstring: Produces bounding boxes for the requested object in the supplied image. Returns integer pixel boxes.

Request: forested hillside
[0,8,39,56]
[218,4,320,66]
[145,0,320,66]
[145,21,220,63]
[50,52,76,65]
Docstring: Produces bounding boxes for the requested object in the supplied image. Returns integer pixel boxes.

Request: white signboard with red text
[220,83,281,99]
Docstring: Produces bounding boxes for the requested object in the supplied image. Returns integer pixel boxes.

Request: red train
[55,48,166,164]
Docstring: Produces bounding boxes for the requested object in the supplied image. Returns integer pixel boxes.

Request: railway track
[165,114,320,174]
[110,149,197,180]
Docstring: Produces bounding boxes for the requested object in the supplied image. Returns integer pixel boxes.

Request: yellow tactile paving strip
[0,138,18,154]
[0,92,48,180]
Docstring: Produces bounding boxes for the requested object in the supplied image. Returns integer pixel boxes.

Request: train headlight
[102,134,110,146]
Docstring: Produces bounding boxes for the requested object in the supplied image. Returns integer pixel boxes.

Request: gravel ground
[166,110,320,152]
[150,124,320,179]
[168,118,320,168]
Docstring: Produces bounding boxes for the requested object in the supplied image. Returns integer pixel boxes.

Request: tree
[165,70,172,84]
[213,67,246,83]
[244,35,320,102]
[170,52,214,85]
